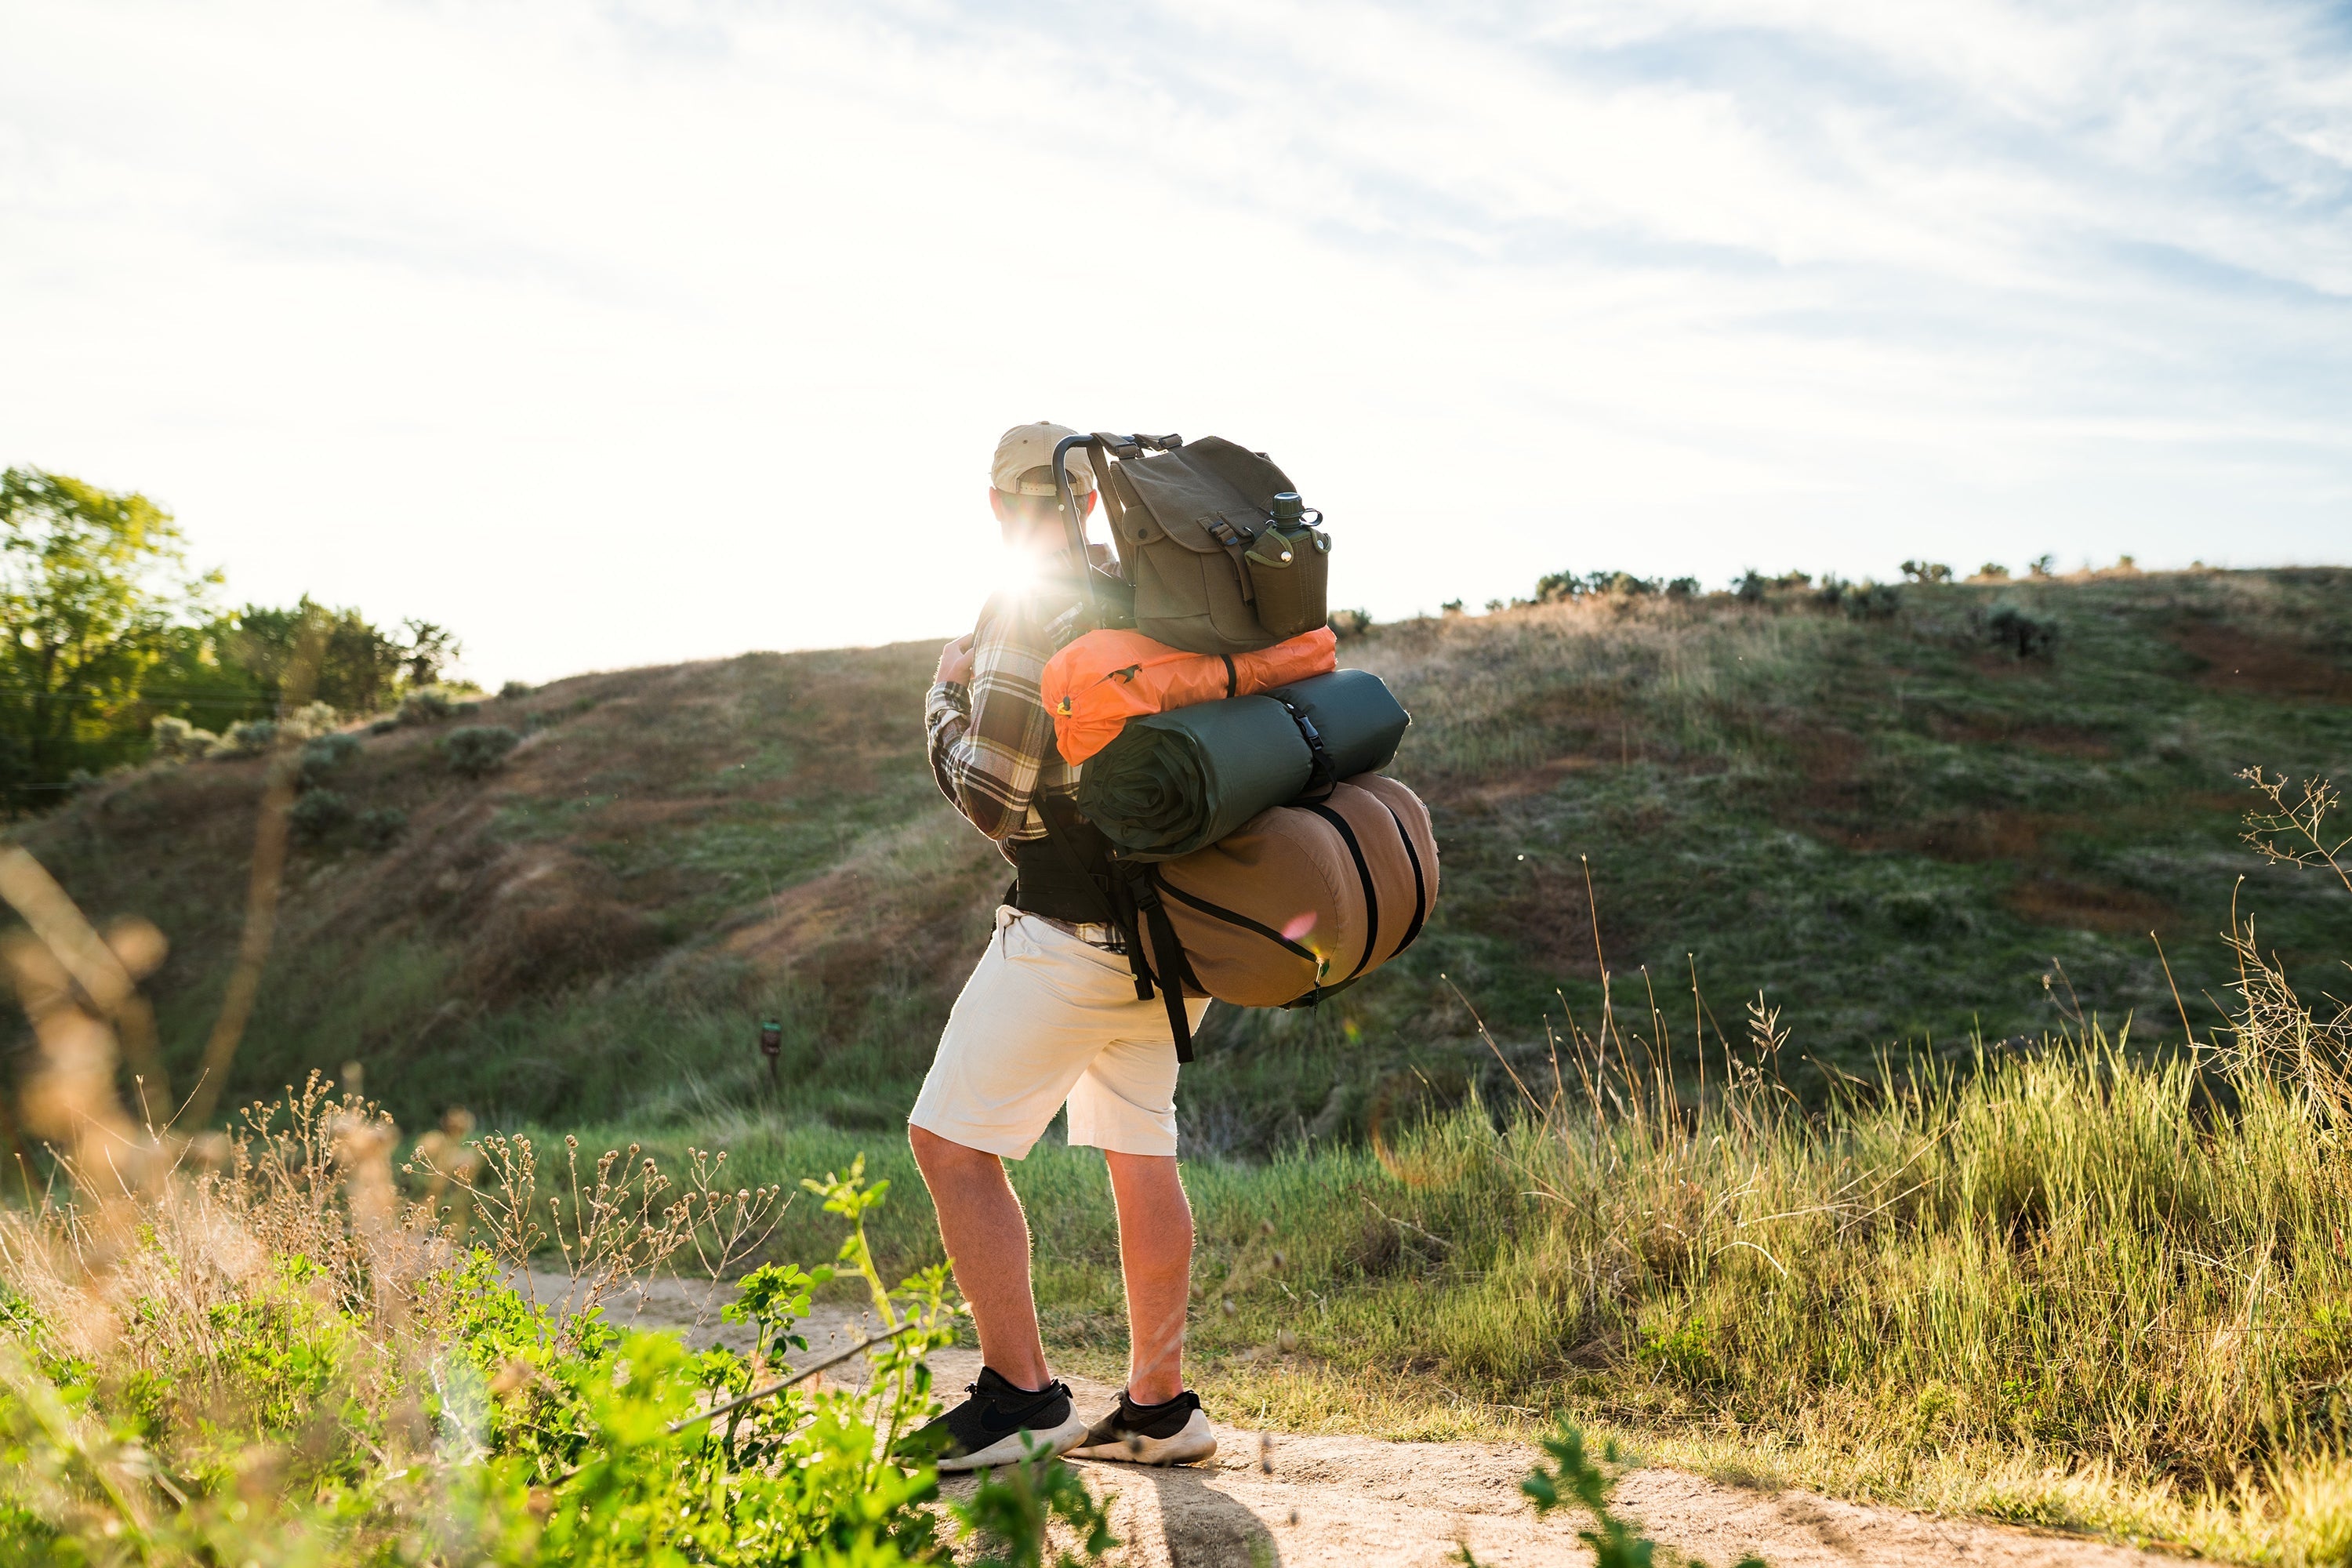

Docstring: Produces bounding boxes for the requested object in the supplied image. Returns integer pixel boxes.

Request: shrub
[1976,561,2011,580]
[398,687,457,725]
[498,679,535,700]
[297,731,361,788]
[1536,569,1661,602]
[1733,568,1768,604]
[0,1069,1003,1567]
[1328,607,1375,639]
[207,717,278,758]
[288,787,355,843]
[443,724,520,779]
[279,699,340,741]
[1842,579,1902,620]
[147,714,217,762]
[1987,601,2059,659]
[1900,559,1953,583]
[355,805,407,849]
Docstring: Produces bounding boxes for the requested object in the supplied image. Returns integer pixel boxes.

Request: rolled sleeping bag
[1138,773,1439,1007]
[1076,668,1410,862]
[1042,626,1338,765]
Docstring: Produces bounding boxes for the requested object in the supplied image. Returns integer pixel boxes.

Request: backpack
[1047,433,1330,656]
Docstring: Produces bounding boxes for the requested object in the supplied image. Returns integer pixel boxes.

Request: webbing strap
[1274,698,1338,799]
[1127,870,1199,1064]
[1373,795,1431,955]
[1304,802,1380,982]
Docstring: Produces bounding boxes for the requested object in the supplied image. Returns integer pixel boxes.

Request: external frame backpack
[1046,433,1330,656]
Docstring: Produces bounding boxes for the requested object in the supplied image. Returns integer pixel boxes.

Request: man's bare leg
[909,1124,1051,1391]
[1103,1150,1192,1405]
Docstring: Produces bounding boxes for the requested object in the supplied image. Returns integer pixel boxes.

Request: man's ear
[988,488,1012,524]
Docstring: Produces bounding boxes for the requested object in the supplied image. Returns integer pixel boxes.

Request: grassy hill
[16,566,2352,1147]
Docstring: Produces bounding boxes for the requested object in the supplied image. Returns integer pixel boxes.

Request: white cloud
[0,0,2346,682]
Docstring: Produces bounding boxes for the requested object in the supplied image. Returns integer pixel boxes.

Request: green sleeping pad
[1078,670,1410,861]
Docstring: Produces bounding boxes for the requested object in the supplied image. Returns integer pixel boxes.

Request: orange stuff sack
[1044,626,1338,764]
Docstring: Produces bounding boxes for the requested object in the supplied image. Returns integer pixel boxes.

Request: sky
[2,0,2349,687]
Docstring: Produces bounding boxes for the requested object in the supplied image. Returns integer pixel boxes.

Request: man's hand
[935,633,976,686]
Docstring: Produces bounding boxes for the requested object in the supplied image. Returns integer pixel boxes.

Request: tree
[155,601,463,722]
[0,468,215,808]
[398,618,459,689]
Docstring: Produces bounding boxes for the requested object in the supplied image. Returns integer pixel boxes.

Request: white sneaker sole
[1067,1409,1218,1467]
[935,1408,1091,1473]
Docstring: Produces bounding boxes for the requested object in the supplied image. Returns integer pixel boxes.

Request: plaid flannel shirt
[925,583,1085,851]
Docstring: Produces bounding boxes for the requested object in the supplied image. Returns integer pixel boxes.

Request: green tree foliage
[179,599,459,719]
[0,466,214,806]
[1,466,463,810]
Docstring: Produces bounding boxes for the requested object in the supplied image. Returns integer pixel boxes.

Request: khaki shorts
[909,906,1210,1160]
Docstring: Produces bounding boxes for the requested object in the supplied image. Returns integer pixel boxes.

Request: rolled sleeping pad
[1258,668,1407,783]
[1138,773,1439,1007]
[1076,668,1410,862]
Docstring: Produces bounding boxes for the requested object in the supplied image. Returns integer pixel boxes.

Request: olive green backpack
[1048,432,1330,656]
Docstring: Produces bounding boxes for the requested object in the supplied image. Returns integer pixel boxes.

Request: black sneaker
[902,1367,1088,1472]
[1067,1388,1218,1466]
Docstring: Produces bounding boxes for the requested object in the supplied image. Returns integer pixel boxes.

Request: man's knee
[910,1122,996,1180]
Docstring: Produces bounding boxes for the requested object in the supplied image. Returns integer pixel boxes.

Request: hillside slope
[16,568,2352,1145]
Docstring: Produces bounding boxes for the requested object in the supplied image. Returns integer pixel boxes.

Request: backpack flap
[1105,437,1306,655]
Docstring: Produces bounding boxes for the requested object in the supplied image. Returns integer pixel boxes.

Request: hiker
[906,421,1218,1472]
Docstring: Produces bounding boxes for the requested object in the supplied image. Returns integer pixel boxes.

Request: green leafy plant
[954,1436,1119,1568]
[1520,1420,1764,1568]
[0,1073,1101,1568]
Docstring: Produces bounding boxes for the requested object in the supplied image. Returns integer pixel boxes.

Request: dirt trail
[528,1272,2176,1568]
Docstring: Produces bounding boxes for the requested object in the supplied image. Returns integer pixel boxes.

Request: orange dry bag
[1042,626,1338,764]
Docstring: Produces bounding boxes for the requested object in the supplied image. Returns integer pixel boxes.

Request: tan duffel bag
[1134,772,1438,1010]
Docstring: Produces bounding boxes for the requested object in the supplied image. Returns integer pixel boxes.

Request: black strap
[1221,655,1237,699]
[1033,801,1200,1063]
[1373,796,1430,956]
[1125,868,1199,1064]
[1273,697,1338,798]
[1304,803,1380,982]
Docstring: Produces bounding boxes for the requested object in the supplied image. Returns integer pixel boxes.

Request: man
[906,422,1216,1472]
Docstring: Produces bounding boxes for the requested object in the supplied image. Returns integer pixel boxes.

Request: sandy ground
[522,1271,2178,1568]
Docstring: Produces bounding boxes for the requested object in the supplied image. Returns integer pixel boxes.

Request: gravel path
[524,1271,2177,1568]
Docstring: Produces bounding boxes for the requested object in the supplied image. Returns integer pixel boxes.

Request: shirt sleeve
[926,600,1054,842]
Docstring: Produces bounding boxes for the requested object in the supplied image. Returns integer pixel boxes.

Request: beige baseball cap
[992,421,1096,496]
